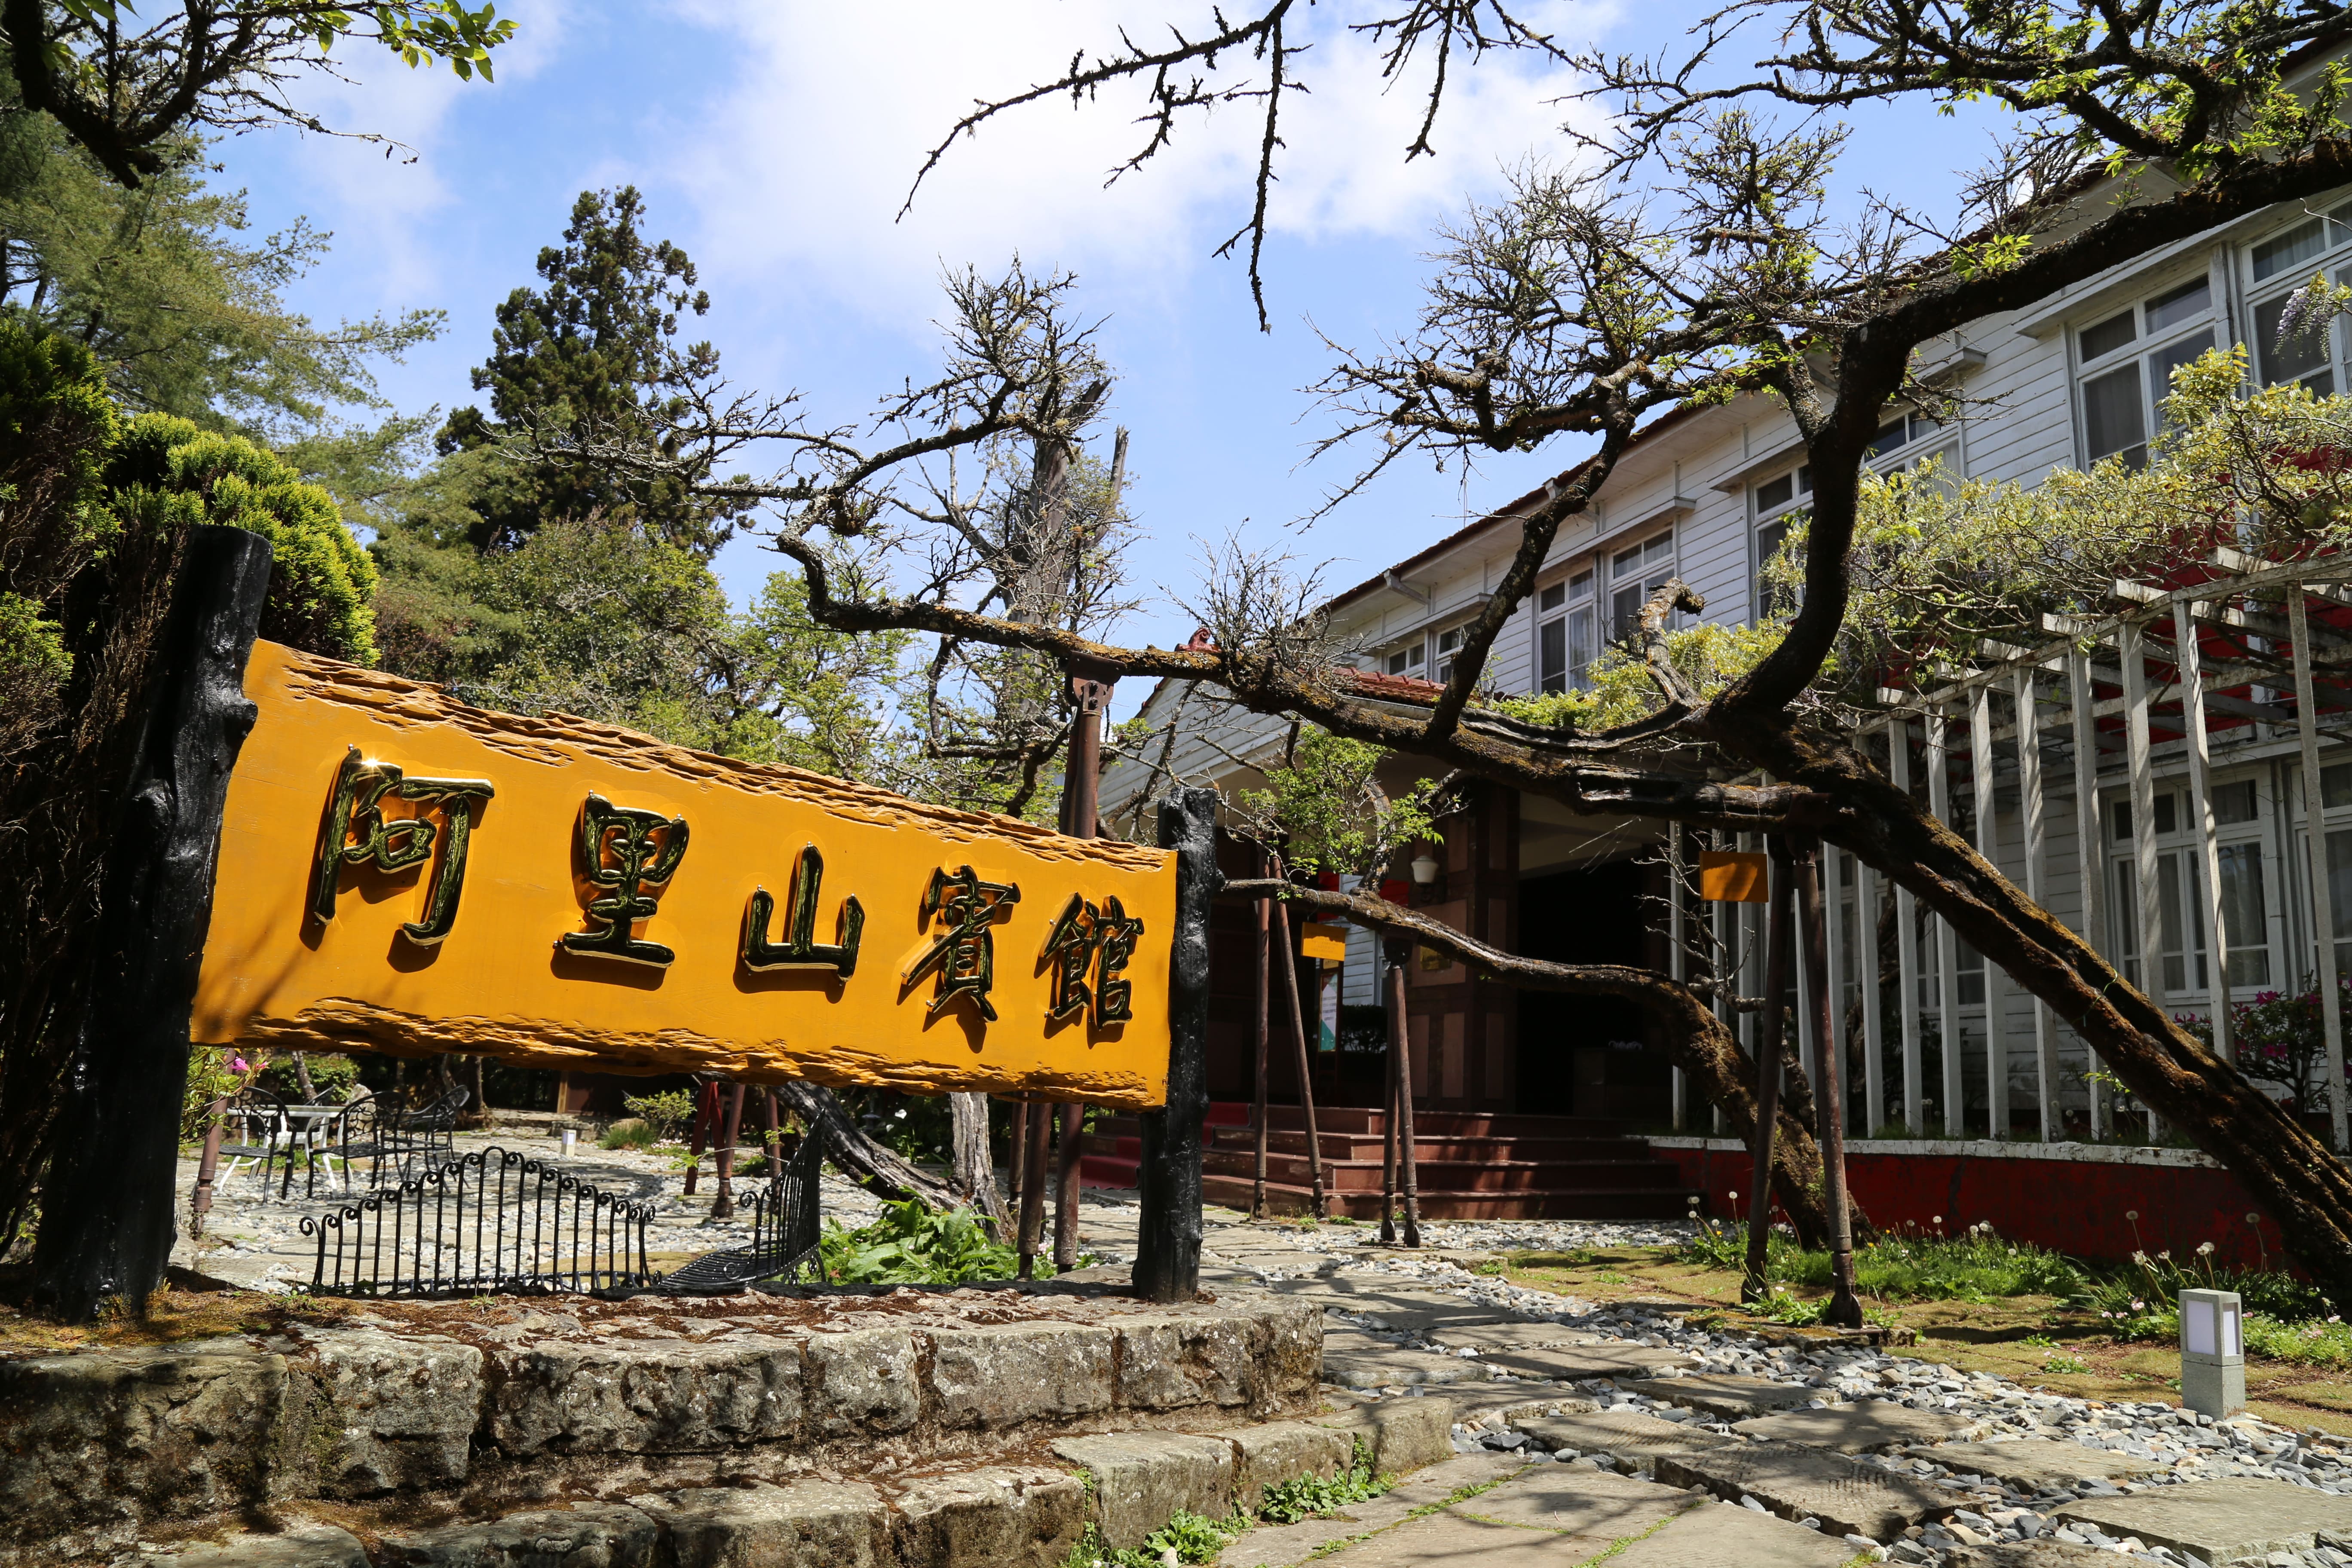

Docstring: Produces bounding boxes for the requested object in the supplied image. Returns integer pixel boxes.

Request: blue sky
[223,2,1995,717]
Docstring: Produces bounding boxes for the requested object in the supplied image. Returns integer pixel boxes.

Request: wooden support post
[1054,1102,1083,1272]
[188,1096,227,1238]
[2122,621,2164,1142]
[2070,647,2110,1140]
[1054,675,1111,1268]
[2290,588,2349,1153]
[2174,600,2235,1063]
[1889,723,1925,1133]
[1713,830,1732,1136]
[683,1079,715,1196]
[1969,682,2007,1138]
[32,526,272,1320]
[1387,954,1421,1248]
[1136,787,1218,1304]
[1743,838,1794,1303]
[1795,836,1863,1326]
[2013,665,2060,1141]
[1008,1100,1029,1216]
[1252,854,1271,1219]
[1018,1099,1050,1279]
[1380,940,1403,1244]
[711,1082,745,1219]
[1271,897,1327,1218]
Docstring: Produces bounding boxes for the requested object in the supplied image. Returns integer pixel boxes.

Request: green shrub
[621,1088,696,1140]
[181,1047,249,1141]
[599,1119,659,1150]
[819,1197,1017,1286]
[1683,1219,2081,1302]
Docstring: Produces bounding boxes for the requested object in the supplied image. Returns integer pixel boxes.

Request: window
[1384,641,1425,677]
[1610,533,1676,641]
[2076,275,2217,468]
[2245,206,2352,399]
[1435,625,1467,684]
[1537,570,1596,693]
[2108,781,2272,993]
[1865,411,1942,459]
[1753,466,1811,620]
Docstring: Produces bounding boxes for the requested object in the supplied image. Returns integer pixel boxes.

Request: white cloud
[668,2,1611,322]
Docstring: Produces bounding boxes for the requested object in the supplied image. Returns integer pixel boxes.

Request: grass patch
[1061,1510,1244,1567]
[598,1121,659,1151]
[1681,1219,2082,1302]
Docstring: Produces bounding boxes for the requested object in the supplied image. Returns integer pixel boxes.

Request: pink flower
[229,1056,249,1073]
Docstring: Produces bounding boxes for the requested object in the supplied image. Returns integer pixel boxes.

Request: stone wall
[0,1287,1321,1564]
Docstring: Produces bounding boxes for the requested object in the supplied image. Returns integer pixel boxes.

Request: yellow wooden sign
[1698,849,1770,904]
[191,644,1176,1107]
[1298,922,1349,964]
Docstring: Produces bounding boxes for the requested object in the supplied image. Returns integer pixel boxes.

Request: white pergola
[1669,549,2352,1152]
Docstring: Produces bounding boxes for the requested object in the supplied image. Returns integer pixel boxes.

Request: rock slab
[1630,1374,1826,1419]
[1907,1439,2161,1491]
[135,1525,370,1568]
[1734,1400,1990,1452]
[1320,1331,1493,1390]
[1050,1430,1236,1550]
[1521,1409,1736,1463]
[1655,1441,1961,1538]
[888,1465,1084,1568]
[2053,1476,2352,1563]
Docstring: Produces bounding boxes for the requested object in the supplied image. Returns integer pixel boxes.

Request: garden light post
[2180,1288,2245,1418]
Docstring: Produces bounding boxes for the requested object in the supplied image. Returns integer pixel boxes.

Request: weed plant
[621,1089,697,1140]
[1255,1442,1392,1522]
[819,1197,1018,1286]
[2079,1244,2349,1366]
[598,1121,659,1151]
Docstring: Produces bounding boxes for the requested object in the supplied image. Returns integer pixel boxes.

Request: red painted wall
[1657,1142,2289,1270]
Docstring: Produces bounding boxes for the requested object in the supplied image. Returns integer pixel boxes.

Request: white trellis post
[2173,599,2234,1064]
[2070,645,2109,1140]
[1825,839,1849,1132]
[1858,793,1886,1139]
[1927,703,1965,1135]
[1889,719,1925,1133]
[2014,663,2058,1141]
[1669,825,1687,1132]
[2289,587,2349,1153]
[2122,619,2164,1143]
[1970,680,2007,1136]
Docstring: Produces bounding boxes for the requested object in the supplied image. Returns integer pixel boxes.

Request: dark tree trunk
[1711,707,2352,1306]
[771,1079,957,1209]
[31,527,272,1320]
[1137,787,1218,1303]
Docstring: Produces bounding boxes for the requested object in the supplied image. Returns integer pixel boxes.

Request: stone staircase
[1088,1102,1699,1220]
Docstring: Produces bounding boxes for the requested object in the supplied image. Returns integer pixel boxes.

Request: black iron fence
[300,1145,655,1296]
[652,1128,827,1293]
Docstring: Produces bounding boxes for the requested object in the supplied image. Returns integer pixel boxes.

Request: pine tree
[436,187,748,556]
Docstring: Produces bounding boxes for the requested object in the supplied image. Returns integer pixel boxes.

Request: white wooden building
[1101,187,2352,1152]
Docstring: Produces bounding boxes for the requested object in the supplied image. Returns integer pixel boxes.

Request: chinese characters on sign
[903,865,1021,1021]
[306,744,494,946]
[300,748,1145,1027]
[1039,893,1145,1026]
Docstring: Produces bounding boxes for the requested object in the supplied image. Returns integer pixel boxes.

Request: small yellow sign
[1298,922,1349,964]
[1698,849,1770,904]
[192,644,1176,1106]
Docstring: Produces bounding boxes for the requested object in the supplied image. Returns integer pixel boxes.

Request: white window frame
[2104,773,2278,1001]
[1534,568,1596,693]
[1751,464,1810,622]
[1608,531,1677,646]
[2243,203,2352,402]
[2072,269,2222,469]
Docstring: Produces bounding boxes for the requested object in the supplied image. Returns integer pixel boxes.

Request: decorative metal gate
[300,1145,655,1296]
[653,1127,827,1293]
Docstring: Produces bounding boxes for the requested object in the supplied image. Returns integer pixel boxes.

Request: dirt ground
[1482,1245,2352,1438]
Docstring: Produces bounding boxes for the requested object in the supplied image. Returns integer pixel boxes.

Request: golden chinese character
[306,744,495,946]
[560,793,689,967]
[741,843,863,977]
[1038,892,1144,1026]
[903,865,1019,1021]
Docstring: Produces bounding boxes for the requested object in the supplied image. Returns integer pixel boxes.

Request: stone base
[6,1285,1323,1565]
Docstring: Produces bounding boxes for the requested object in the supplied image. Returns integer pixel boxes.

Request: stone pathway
[1178,1216,2352,1568]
